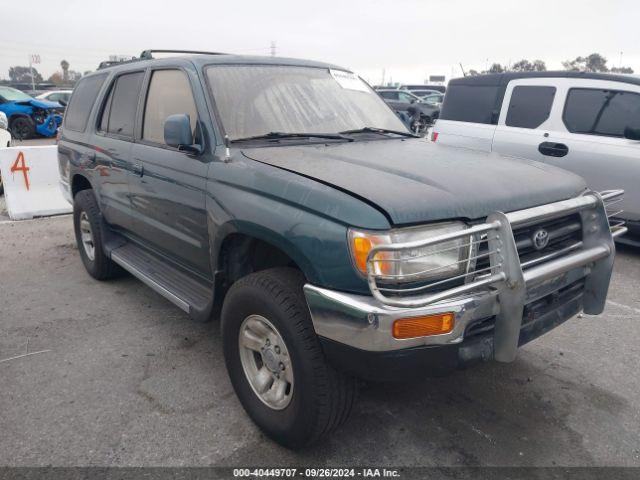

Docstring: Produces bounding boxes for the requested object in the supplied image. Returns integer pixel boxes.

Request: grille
[475,213,582,273]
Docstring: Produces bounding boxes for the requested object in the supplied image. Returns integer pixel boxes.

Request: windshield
[205,65,407,140]
[0,87,32,102]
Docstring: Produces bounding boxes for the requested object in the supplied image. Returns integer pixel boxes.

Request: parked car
[59,51,622,448]
[377,88,440,128]
[421,92,444,106]
[36,89,73,107]
[400,84,446,94]
[405,88,441,98]
[432,71,640,245]
[0,86,64,139]
[0,111,11,195]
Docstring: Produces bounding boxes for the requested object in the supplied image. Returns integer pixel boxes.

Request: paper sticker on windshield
[330,69,370,92]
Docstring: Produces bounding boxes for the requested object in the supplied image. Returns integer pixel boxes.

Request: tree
[562,53,608,72]
[486,63,505,74]
[531,60,547,72]
[611,66,634,74]
[48,72,64,86]
[511,59,534,72]
[8,66,43,83]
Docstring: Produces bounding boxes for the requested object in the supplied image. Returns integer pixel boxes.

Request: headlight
[348,222,470,283]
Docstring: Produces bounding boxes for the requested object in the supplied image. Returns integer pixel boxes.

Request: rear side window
[439,85,500,124]
[99,71,144,138]
[64,74,107,132]
[142,69,198,145]
[506,86,556,129]
[563,88,640,137]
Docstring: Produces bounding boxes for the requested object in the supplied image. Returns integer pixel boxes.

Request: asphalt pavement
[0,215,639,467]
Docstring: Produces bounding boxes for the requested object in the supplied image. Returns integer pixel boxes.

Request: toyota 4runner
[58,50,625,448]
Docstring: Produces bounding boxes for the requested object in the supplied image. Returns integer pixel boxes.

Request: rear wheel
[222,268,357,448]
[73,190,121,280]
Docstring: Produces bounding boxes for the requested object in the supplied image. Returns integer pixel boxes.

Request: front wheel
[222,268,357,448]
[10,116,35,140]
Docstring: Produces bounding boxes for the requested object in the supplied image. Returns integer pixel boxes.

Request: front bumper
[304,191,624,377]
[35,113,61,138]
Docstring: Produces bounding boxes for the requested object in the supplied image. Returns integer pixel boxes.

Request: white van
[432,72,640,245]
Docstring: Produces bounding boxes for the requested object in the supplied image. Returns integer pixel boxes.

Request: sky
[1,0,638,85]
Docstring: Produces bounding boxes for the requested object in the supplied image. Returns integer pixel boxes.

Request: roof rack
[97,50,228,70]
[139,49,227,60]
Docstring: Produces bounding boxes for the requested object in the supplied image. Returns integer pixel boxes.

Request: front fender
[206,156,390,294]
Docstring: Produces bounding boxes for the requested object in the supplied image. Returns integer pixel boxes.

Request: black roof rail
[139,49,227,60]
[97,57,140,70]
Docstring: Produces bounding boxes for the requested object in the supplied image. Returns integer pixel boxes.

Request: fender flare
[212,220,320,284]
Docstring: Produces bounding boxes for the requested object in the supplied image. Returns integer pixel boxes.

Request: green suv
[58,50,624,448]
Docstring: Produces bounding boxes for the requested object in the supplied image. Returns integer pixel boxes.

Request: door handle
[538,142,569,158]
[132,162,144,176]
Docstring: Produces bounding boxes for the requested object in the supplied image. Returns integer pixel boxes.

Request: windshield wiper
[340,127,418,138]
[231,132,353,143]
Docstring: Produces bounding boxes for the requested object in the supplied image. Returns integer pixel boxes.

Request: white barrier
[0,146,72,220]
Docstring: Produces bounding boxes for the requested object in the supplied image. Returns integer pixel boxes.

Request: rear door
[93,70,145,231]
[492,79,558,162]
[539,79,640,221]
[128,66,211,277]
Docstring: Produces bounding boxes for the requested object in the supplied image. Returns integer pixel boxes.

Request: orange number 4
[10,151,30,190]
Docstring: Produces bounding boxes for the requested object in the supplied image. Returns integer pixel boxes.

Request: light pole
[28,54,36,91]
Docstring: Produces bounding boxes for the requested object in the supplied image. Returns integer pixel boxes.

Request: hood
[15,98,61,109]
[242,139,587,225]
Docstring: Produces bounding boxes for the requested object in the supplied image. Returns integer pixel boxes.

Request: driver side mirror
[624,126,640,141]
[164,114,202,154]
[58,99,67,107]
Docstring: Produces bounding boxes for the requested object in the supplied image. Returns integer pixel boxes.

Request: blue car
[0,86,63,139]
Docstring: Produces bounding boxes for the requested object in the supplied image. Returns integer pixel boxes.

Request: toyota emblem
[532,228,550,251]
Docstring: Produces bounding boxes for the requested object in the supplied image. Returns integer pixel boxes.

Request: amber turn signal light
[392,313,454,339]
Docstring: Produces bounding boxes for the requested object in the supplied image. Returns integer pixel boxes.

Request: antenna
[459,63,467,77]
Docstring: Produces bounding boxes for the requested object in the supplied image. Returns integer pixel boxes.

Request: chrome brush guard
[365,190,625,362]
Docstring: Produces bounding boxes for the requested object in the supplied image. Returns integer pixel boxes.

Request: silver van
[432,72,640,245]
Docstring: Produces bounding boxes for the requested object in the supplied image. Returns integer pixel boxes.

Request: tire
[222,267,357,448]
[10,116,35,140]
[73,189,121,280]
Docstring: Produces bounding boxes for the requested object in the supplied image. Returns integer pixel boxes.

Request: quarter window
[563,88,640,137]
[439,85,501,124]
[99,71,144,138]
[64,74,107,132]
[505,86,556,129]
[142,69,198,145]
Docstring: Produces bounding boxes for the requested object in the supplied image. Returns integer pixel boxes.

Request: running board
[110,243,213,321]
